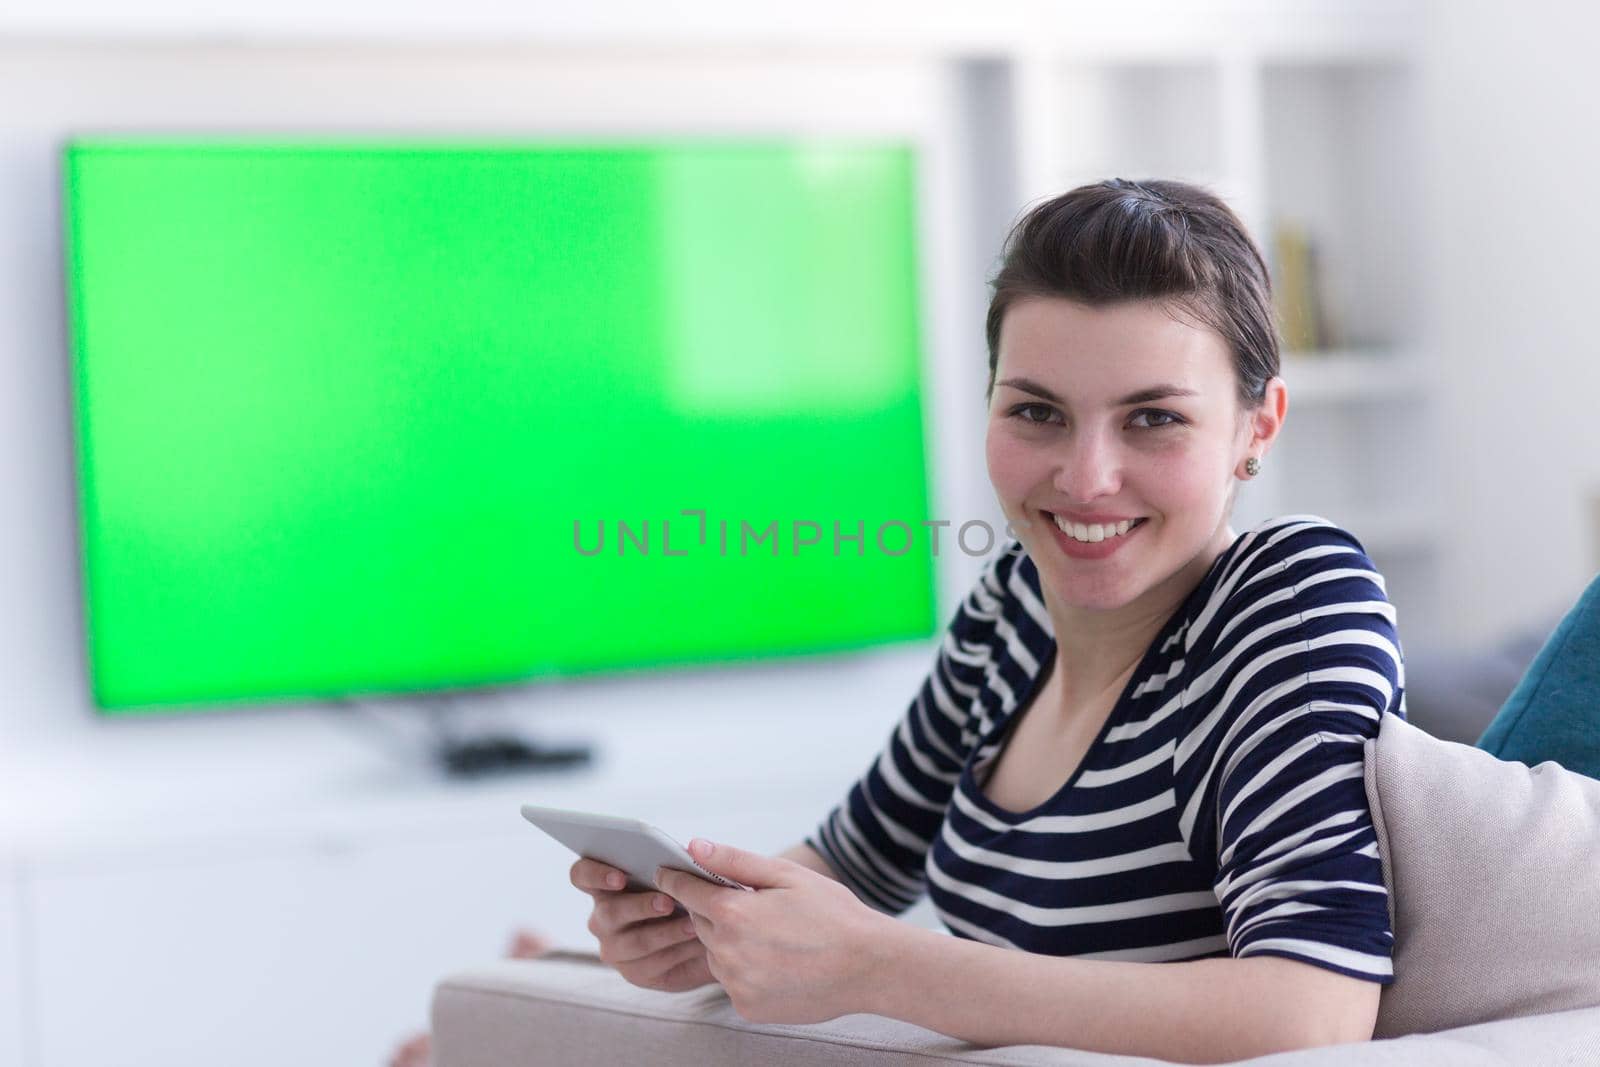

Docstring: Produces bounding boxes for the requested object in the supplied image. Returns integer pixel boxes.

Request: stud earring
[1244,457,1261,477]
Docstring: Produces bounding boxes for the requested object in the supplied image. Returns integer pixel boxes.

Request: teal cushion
[1477,571,1600,780]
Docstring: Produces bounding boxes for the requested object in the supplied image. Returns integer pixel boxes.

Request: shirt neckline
[959,530,1251,824]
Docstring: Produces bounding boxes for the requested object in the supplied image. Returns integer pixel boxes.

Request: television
[63,138,937,715]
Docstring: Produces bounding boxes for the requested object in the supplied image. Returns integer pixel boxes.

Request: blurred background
[2,1,1598,1064]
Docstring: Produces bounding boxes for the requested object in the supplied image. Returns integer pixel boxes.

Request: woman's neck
[1044,523,1238,712]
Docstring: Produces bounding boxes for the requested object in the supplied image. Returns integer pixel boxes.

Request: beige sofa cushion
[431,954,1600,1066]
[1365,714,1600,1038]
[431,951,1166,1066]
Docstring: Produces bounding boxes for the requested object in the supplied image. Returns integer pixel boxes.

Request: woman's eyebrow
[995,377,1199,406]
[1118,384,1200,405]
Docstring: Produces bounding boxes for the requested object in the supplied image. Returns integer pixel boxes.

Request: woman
[571,178,1405,1061]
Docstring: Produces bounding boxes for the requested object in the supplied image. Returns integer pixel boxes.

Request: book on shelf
[1272,220,1336,354]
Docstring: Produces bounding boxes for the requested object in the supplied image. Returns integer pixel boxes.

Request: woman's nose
[1052,434,1121,500]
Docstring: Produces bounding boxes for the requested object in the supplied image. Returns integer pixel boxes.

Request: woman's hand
[570,857,718,992]
[654,839,899,1024]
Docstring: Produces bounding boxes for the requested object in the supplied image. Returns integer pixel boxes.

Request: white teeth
[1052,514,1142,543]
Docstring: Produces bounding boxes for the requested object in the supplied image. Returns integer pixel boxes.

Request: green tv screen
[64,139,937,715]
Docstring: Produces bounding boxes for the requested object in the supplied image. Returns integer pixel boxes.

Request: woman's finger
[624,935,709,989]
[588,890,665,936]
[609,888,681,926]
[610,912,699,965]
[654,951,717,993]
[570,857,627,894]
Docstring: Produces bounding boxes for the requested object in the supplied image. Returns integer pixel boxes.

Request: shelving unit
[996,33,1437,637]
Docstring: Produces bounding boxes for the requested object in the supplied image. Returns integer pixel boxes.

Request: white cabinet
[4,648,927,1067]
[24,790,828,1067]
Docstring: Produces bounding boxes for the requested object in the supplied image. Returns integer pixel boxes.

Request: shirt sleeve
[805,546,1016,915]
[1171,518,1405,983]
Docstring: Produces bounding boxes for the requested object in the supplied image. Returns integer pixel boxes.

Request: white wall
[1418,0,1600,643]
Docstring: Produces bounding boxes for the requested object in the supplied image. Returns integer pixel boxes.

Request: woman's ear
[1245,376,1289,459]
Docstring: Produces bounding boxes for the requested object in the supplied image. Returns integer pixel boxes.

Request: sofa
[430,573,1600,1064]
[429,955,1600,1066]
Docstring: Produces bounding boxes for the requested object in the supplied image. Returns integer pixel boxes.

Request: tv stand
[326,692,596,779]
[435,733,593,778]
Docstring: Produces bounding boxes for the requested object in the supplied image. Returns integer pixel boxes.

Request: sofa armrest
[430,953,1600,1067]
[428,952,1165,1067]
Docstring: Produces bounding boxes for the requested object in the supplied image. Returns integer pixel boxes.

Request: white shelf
[1280,349,1427,405]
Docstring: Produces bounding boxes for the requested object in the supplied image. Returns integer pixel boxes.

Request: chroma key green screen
[63,140,936,714]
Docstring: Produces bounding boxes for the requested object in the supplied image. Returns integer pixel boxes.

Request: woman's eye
[1010,403,1059,425]
[1130,409,1183,429]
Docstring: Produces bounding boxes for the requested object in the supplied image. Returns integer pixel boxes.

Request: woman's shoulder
[1221,513,1386,589]
[1172,514,1407,819]
[1183,513,1396,659]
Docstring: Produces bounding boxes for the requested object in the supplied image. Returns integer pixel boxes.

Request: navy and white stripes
[808,515,1404,982]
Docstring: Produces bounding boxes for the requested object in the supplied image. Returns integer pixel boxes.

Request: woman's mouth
[1039,510,1148,559]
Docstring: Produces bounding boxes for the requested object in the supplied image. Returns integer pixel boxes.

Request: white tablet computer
[521,804,751,892]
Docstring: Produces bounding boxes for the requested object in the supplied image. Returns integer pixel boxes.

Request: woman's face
[985,295,1278,617]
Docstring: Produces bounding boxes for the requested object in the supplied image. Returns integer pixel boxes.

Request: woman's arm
[661,841,1377,1063]
[863,921,1379,1063]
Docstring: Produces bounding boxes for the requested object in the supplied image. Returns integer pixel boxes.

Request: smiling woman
[571,180,1405,1064]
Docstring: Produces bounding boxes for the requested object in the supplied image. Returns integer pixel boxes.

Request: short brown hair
[985,179,1278,410]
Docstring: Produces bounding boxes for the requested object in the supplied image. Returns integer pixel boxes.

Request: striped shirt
[807,514,1404,983]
